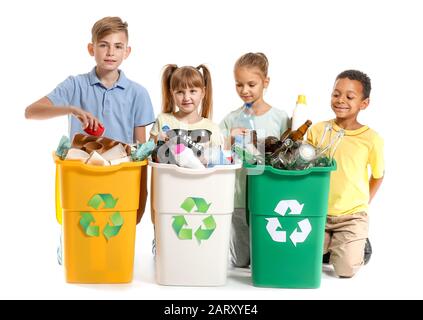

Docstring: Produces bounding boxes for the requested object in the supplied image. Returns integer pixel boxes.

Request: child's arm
[25,97,72,119]
[25,97,101,130]
[369,175,384,203]
[134,126,146,144]
[223,128,250,149]
[368,134,384,204]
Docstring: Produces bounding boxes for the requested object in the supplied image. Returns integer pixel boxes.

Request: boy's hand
[70,106,102,131]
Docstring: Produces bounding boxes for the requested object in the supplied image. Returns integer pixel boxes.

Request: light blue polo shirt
[47,68,155,144]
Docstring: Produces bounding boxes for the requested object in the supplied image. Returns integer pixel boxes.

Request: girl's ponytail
[197,64,213,119]
[161,64,178,113]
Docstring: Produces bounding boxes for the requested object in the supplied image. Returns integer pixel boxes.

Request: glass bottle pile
[264,121,344,170]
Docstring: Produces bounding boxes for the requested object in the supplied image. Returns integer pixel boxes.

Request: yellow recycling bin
[54,154,147,283]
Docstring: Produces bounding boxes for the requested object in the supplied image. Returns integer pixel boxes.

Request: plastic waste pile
[151,128,233,169]
[55,133,154,166]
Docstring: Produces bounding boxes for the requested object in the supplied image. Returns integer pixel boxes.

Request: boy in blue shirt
[25,16,155,144]
[25,17,155,265]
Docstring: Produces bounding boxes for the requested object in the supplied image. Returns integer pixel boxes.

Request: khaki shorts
[324,212,369,277]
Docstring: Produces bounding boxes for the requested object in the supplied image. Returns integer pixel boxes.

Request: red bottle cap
[84,123,105,136]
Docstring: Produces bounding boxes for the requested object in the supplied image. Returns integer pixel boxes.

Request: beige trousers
[324,212,369,278]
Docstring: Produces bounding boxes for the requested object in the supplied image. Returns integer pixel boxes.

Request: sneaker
[57,234,63,266]
[364,238,372,265]
[152,238,156,256]
[322,252,331,264]
[57,246,62,265]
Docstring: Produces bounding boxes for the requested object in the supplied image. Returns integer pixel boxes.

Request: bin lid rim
[244,161,337,176]
[148,161,242,174]
[154,211,234,215]
[53,153,147,171]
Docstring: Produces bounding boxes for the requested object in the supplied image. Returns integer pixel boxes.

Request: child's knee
[332,255,362,278]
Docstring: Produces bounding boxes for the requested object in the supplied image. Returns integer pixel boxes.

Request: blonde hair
[91,17,128,43]
[161,64,213,119]
[234,52,269,78]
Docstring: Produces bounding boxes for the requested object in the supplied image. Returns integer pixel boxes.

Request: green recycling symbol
[172,197,216,244]
[79,194,124,241]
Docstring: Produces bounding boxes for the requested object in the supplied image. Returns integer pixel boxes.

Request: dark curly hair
[336,70,371,100]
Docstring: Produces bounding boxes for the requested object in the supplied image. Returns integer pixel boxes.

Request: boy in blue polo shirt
[25,17,155,265]
[25,16,155,145]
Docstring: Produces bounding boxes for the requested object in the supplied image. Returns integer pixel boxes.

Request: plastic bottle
[171,143,204,169]
[235,102,255,131]
[232,102,257,152]
[232,142,264,165]
[291,94,309,131]
[203,146,232,166]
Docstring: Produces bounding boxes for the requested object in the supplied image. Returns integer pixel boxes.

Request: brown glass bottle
[265,136,282,153]
[280,120,312,142]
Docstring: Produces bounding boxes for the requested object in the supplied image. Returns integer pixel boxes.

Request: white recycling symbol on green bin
[265,199,312,247]
[172,197,216,244]
[79,194,124,241]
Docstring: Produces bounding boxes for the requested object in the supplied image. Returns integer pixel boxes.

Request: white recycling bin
[149,161,241,286]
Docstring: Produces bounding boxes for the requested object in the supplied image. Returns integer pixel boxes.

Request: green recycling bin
[246,162,336,288]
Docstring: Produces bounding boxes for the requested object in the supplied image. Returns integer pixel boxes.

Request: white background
[1,0,422,300]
